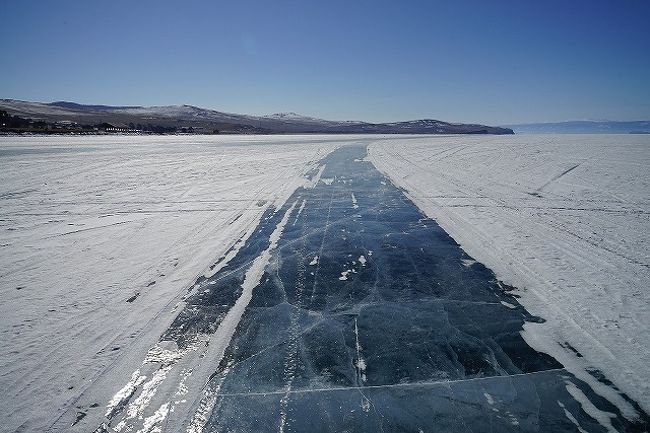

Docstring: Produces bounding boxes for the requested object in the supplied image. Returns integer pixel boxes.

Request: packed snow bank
[0,135,345,433]
[368,134,650,412]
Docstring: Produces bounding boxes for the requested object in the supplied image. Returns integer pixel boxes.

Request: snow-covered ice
[368,134,650,412]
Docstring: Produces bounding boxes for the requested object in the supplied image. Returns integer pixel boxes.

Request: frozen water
[2,134,649,433]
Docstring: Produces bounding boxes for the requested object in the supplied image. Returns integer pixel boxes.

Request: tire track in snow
[536,162,583,193]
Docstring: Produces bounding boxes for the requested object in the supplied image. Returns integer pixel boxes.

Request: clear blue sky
[1,0,649,125]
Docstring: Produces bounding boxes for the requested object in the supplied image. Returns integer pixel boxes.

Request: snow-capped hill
[111,105,196,117]
[264,112,305,119]
[386,119,450,127]
[262,112,340,124]
[0,99,514,135]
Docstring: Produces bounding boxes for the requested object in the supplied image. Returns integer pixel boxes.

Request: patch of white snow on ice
[461,258,476,267]
[351,193,359,209]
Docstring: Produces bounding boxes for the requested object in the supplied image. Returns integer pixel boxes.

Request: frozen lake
[1,135,649,432]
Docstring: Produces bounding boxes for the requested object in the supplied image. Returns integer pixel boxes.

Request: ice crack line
[211,368,567,398]
[309,186,334,305]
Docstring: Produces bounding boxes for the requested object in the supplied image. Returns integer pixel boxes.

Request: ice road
[72,144,647,433]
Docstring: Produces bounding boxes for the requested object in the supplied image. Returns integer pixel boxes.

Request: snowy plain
[0,133,648,432]
[0,135,350,432]
[368,134,650,413]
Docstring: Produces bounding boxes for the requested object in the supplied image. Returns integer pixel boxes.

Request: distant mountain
[504,120,650,134]
[0,99,514,135]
